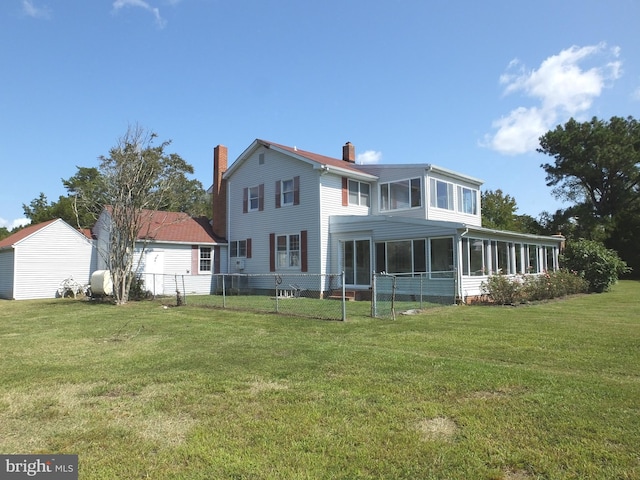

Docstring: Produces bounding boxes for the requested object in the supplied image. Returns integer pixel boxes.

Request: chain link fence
[371,271,457,319]
[141,272,346,321]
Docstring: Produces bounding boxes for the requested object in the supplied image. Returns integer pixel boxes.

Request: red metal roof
[260,140,365,174]
[127,209,219,244]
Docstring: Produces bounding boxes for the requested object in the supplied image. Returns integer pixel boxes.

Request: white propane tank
[90,270,113,296]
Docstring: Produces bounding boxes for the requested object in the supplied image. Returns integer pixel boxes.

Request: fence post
[341,271,346,321]
[275,274,280,314]
[222,274,226,308]
[391,275,397,321]
[371,272,377,318]
[420,274,423,309]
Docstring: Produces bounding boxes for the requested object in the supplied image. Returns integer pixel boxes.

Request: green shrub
[562,239,630,293]
[481,274,523,304]
[482,270,589,304]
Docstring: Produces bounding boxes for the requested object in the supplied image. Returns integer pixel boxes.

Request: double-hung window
[380,178,421,211]
[281,179,295,206]
[277,234,300,268]
[230,240,247,258]
[199,247,212,272]
[276,176,300,208]
[248,186,261,211]
[243,184,264,213]
[348,180,370,207]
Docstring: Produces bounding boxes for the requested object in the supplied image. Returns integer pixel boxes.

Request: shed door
[145,251,164,295]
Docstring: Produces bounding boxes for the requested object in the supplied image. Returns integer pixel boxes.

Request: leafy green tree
[538,116,640,276]
[481,189,518,230]
[98,125,202,304]
[481,189,541,233]
[539,116,640,221]
[62,166,108,228]
[0,227,10,241]
[22,193,77,226]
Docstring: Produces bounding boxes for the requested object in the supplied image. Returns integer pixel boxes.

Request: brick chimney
[342,142,355,163]
[212,145,228,239]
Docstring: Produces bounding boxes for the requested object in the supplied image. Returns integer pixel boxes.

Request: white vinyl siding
[9,220,95,300]
[226,147,321,276]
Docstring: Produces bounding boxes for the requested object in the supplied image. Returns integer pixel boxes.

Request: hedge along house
[212,139,564,303]
[93,208,226,296]
[0,219,97,300]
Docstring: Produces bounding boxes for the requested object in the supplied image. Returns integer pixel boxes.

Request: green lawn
[1,282,639,479]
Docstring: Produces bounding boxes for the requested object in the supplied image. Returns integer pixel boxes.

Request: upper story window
[457,186,478,215]
[276,176,300,208]
[248,186,261,211]
[348,180,370,207]
[380,178,421,211]
[281,179,295,206]
[199,247,212,272]
[429,179,454,211]
[243,184,264,213]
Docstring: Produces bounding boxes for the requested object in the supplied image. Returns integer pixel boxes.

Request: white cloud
[0,217,30,230]
[22,0,51,19]
[632,86,640,102]
[112,0,166,28]
[356,150,382,165]
[484,43,622,155]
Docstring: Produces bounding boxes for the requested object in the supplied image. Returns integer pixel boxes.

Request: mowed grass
[1,282,639,479]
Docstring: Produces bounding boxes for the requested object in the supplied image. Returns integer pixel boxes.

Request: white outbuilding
[0,219,96,300]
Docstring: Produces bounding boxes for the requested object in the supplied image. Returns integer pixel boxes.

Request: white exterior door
[145,250,164,295]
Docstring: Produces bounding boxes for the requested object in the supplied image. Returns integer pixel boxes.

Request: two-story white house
[211,139,563,303]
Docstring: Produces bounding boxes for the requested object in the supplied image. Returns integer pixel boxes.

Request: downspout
[458,228,469,304]
[226,178,232,275]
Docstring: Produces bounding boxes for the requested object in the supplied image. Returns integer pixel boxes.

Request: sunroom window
[429,179,454,210]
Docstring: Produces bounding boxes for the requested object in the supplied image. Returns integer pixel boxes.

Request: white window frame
[457,186,478,215]
[429,178,454,211]
[230,240,247,258]
[248,186,261,212]
[199,246,212,273]
[343,238,372,286]
[347,180,371,207]
[380,177,422,211]
[281,179,295,206]
[276,233,300,269]
[348,180,370,207]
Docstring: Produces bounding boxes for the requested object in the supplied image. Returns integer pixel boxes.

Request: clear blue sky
[1,0,639,229]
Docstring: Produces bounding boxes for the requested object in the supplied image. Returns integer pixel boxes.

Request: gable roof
[223,139,378,181]
[101,208,222,244]
[0,219,92,250]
